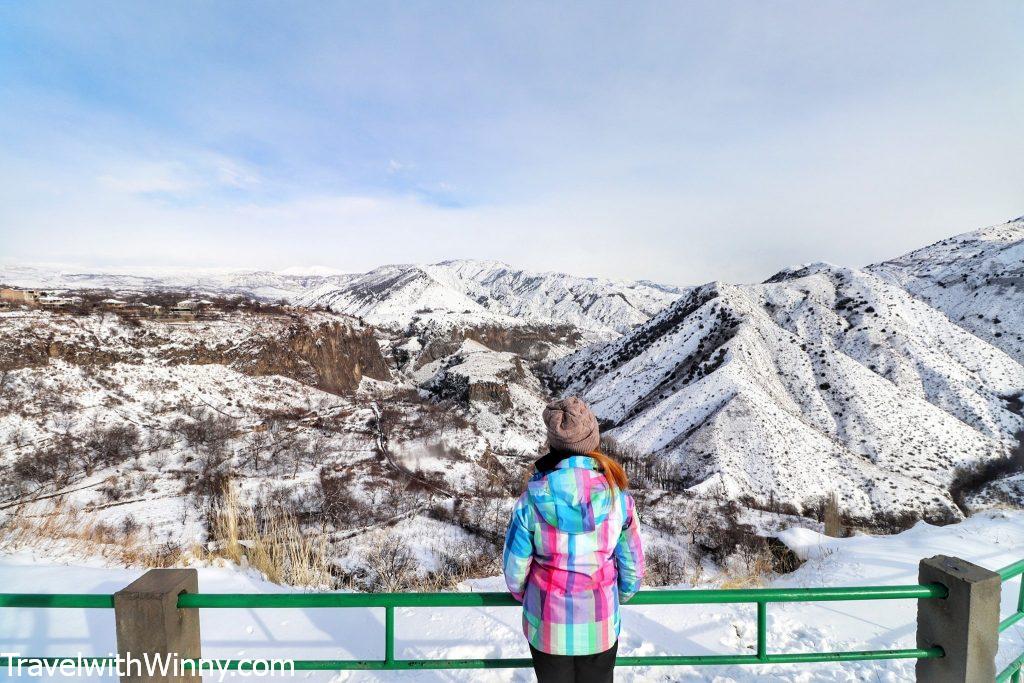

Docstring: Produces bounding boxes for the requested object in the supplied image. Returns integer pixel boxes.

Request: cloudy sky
[1,2,1022,285]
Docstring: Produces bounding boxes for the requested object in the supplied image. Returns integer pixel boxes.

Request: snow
[775,527,828,562]
[1,511,1021,681]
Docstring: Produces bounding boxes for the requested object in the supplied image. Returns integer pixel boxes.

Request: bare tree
[6,427,27,451]
[0,369,13,402]
[305,433,330,469]
[172,411,235,454]
[245,430,270,473]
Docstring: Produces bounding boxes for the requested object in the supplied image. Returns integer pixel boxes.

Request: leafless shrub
[428,496,511,545]
[150,452,169,472]
[304,433,330,468]
[0,370,12,400]
[172,411,236,453]
[645,544,689,585]
[421,537,499,590]
[13,444,77,487]
[98,479,126,502]
[84,423,141,470]
[144,431,176,452]
[737,494,802,518]
[316,472,372,529]
[244,430,270,473]
[120,515,141,539]
[6,427,28,451]
[362,534,416,592]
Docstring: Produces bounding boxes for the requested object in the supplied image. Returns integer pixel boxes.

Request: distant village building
[122,302,163,318]
[168,299,212,319]
[37,294,81,311]
[0,287,206,320]
[0,287,43,306]
[1,287,82,311]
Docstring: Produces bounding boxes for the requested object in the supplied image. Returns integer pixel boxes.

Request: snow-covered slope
[0,309,528,569]
[869,216,1024,364]
[554,264,1024,522]
[412,339,548,453]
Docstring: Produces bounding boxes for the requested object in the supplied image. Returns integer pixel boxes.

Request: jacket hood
[527,455,613,533]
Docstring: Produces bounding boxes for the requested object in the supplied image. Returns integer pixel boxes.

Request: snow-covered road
[1,511,1022,681]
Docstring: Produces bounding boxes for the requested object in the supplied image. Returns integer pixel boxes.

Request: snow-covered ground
[2,511,1021,681]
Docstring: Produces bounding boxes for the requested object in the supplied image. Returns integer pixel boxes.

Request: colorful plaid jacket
[502,455,645,655]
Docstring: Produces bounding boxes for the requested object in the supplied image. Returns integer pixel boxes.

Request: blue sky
[1,1,1022,284]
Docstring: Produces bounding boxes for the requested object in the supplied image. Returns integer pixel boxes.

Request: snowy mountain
[0,259,683,336]
[868,216,1024,365]
[0,264,335,302]
[294,259,683,335]
[553,261,1024,523]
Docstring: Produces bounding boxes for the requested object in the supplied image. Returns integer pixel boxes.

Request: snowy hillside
[412,339,548,454]
[869,216,1024,365]
[0,308,538,589]
[554,264,1024,523]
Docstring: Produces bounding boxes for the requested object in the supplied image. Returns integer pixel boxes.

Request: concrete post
[114,569,201,682]
[916,555,1000,682]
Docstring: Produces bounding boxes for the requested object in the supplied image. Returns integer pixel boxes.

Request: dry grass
[0,485,332,589]
[719,544,775,589]
[204,484,331,588]
[0,500,180,567]
[823,490,844,538]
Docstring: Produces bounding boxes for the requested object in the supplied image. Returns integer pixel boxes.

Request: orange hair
[588,450,628,491]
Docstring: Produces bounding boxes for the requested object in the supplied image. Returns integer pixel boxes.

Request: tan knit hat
[543,397,600,455]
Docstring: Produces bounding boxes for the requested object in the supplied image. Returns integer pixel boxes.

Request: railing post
[385,604,395,666]
[114,569,201,682]
[916,555,1000,682]
[756,601,768,662]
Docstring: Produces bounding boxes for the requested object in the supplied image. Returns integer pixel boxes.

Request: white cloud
[95,153,262,196]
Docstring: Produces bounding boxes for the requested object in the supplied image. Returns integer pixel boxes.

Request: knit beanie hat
[543,397,600,455]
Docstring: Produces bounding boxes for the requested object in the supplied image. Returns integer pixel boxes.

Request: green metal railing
[998,559,1024,683]
[0,581,949,672]
[0,558,1021,675]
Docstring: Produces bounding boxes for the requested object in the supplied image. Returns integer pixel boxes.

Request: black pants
[529,641,617,683]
